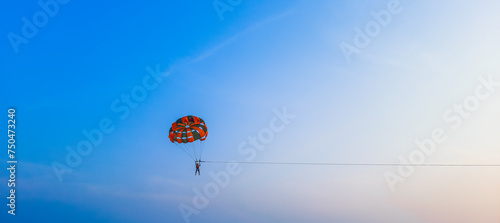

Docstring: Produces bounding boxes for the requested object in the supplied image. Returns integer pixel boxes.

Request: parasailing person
[169,115,207,176]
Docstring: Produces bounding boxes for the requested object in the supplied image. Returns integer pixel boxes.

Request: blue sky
[1,1,500,222]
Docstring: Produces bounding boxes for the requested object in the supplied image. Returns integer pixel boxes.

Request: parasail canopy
[169,115,207,161]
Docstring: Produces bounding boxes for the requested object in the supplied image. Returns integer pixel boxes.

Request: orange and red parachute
[169,115,207,161]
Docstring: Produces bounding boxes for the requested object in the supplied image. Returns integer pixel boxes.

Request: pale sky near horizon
[1,1,500,222]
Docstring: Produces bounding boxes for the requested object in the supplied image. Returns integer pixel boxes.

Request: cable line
[202,161,500,167]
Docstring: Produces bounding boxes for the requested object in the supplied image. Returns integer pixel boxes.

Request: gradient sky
[1,1,500,222]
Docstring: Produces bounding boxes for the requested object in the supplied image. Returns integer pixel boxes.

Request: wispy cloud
[155,9,296,79]
[190,9,296,63]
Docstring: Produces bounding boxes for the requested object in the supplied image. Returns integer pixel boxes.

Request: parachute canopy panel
[169,115,207,143]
